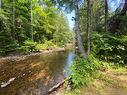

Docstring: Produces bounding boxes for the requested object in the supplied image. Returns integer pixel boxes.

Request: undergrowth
[69,55,101,88]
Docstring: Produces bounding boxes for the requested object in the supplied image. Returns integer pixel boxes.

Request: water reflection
[0,51,74,95]
[64,52,75,77]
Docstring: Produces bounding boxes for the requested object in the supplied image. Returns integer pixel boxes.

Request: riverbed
[0,51,74,95]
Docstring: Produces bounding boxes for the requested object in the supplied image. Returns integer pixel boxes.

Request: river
[0,51,75,95]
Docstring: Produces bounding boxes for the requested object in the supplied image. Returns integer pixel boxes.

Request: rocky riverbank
[0,48,65,63]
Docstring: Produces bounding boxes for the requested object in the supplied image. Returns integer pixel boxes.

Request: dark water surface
[0,51,74,95]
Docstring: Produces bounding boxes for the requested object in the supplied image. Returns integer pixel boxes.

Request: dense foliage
[0,0,74,56]
[92,32,127,64]
[69,0,127,88]
[70,55,101,88]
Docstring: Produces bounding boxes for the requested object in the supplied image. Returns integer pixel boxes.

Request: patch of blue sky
[108,0,125,11]
[66,11,75,29]
[66,0,125,29]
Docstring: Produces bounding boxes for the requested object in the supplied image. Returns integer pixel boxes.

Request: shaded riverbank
[0,48,65,63]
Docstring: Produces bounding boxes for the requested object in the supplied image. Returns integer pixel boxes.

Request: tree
[0,9,16,55]
[12,0,15,40]
[74,0,87,58]
[52,0,88,58]
[30,0,33,40]
[104,0,108,32]
[0,0,1,8]
[0,0,73,55]
[86,0,91,56]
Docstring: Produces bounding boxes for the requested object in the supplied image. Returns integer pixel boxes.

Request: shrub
[35,41,58,50]
[91,32,127,64]
[19,39,37,54]
[70,55,101,88]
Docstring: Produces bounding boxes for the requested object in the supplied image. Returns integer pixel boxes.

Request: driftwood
[47,80,65,95]
[1,77,16,88]
[45,77,72,95]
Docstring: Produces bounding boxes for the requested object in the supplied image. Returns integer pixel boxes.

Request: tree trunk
[104,0,108,32]
[86,0,91,56]
[0,0,1,8]
[12,0,15,32]
[12,0,16,41]
[74,0,87,58]
[31,0,33,40]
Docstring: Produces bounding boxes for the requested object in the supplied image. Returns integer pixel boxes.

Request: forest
[0,0,127,95]
[0,0,74,56]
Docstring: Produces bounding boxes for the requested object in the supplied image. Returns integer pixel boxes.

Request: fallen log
[1,77,16,88]
[45,77,72,95]
[47,80,65,95]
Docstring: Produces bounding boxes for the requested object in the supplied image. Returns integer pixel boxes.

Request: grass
[54,62,127,95]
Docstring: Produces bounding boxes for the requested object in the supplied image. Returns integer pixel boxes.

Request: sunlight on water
[0,51,74,95]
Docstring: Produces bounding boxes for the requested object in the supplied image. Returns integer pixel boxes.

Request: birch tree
[74,0,87,58]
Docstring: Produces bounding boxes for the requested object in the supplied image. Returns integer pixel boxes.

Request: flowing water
[0,51,75,95]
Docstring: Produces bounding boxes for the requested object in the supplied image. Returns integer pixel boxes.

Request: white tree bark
[74,0,87,58]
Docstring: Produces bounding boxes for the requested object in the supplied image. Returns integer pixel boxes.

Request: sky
[109,0,125,11]
[66,0,125,29]
[66,11,75,29]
